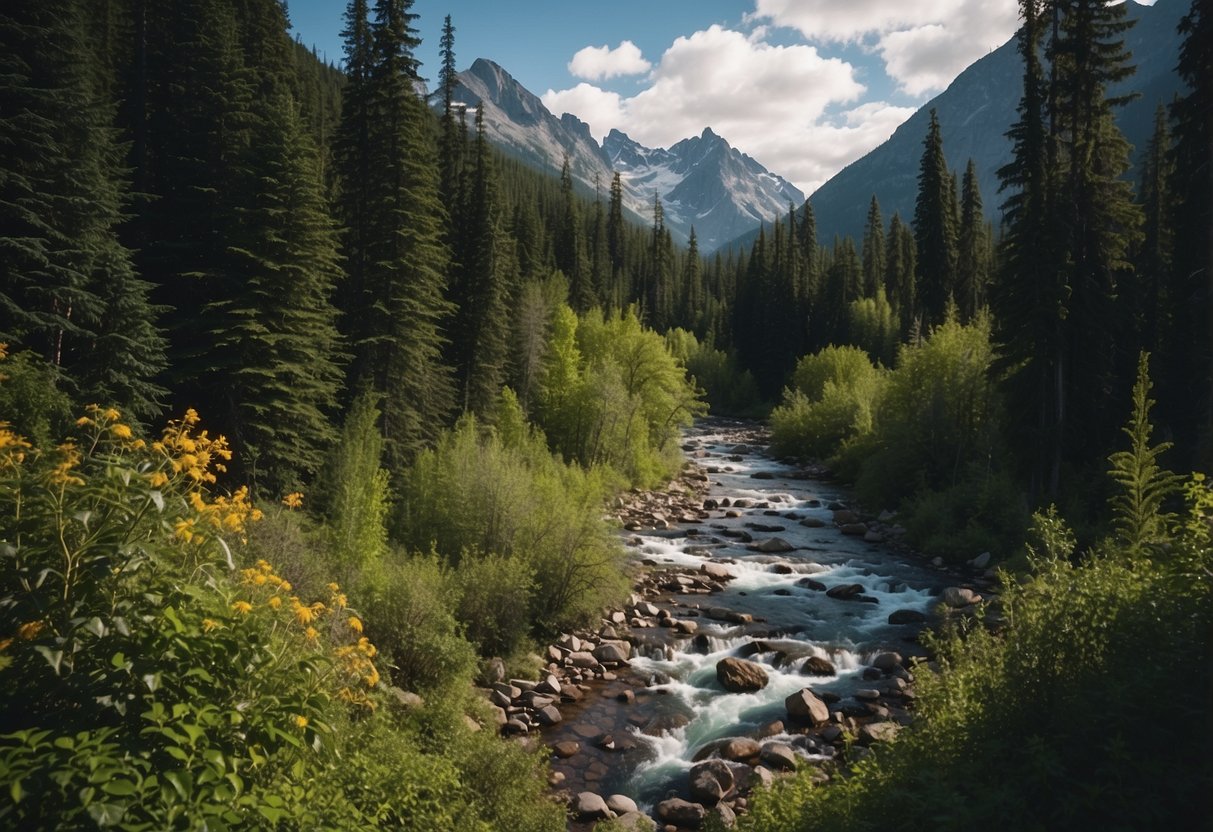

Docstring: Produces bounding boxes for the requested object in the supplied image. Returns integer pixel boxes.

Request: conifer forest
[0,0,1210,830]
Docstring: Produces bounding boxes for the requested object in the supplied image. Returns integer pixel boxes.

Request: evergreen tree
[1133,106,1174,359]
[1167,0,1213,464]
[861,195,885,298]
[681,228,704,330]
[606,171,627,304]
[557,157,593,311]
[437,14,463,215]
[216,93,345,493]
[955,159,989,320]
[914,108,958,326]
[885,212,916,337]
[645,194,674,329]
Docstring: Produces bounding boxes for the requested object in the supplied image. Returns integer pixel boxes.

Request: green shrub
[666,328,765,416]
[454,552,535,658]
[769,346,885,459]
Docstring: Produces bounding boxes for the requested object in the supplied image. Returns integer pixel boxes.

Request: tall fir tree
[955,158,989,321]
[913,108,958,327]
[436,14,464,229]
[861,195,885,299]
[557,157,593,312]
[1133,106,1174,361]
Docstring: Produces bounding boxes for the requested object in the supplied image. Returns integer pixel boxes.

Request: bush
[769,346,885,459]
[666,328,765,417]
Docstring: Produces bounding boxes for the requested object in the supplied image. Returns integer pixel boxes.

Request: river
[545,419,953,827]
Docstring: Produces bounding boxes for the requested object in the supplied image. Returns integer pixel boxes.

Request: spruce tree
[861,195,885,298]
[913,109,958,327]
[606,171,627,302]
[681,228,703,330]
[645,194,673,329]
[557,157,593,311]
[956,159,989,320]
[437,14,463,215]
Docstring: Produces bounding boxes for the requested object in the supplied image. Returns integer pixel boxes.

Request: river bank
[484,419,1000,830]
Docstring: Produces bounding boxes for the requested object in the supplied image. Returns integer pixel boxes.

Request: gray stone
[657,797,708,827]
[688,758,735,804]
[613,811,656,831]
[552,740,580,758]
[720,737,761,761]
[716,657,769,692]
[593,642,631,664]
[872,652,903,672]
[702,561,735,580]
[759,742,798,771]
[942,586,981,607]
[534,705,562,726]
[801,656,836,676]
[575,791,612,820]
[606,794,639,815]
[567,651,599,668]
[709,802,738,828]
[888,608,927,625]
[971,551,992,569]
[785,688,830,725]
[859,721,901,745]
[754,536,794,553]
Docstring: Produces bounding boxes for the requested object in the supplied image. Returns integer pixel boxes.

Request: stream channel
[544,419,953,828]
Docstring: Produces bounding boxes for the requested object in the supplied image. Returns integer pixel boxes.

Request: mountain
[727,0,1187,250]
[445,58,803,253]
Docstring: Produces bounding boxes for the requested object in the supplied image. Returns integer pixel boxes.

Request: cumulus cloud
[752,0,1020,96]
[568,40,652,81]
[543,25,911,196]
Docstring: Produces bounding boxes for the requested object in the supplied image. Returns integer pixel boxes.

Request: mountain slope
[728,0,1186,249]
[446,59,803,253]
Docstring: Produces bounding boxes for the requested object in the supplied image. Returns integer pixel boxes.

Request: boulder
[613,812,656,831]
[854,689,881,701]
[888,608,927,625]
[971,551,992,569]
[657,797,708,827]
[552,740,580,758]
[743,765,775,791]
[759,742,798,771]
[716,657,769,693]
[534,705,562,726]
[942,586,981,608]
[785,688,830,725]
[720,737,762,761]
[575,791,612,821]
[688,759,735,804]
[702,562,735,581]
[872,652,903,672]
[567,651,599,668]
[754,537,794,553]
[706,608,753,625]
[826,583,865,600]
[606,794,639,815]
[801,656,836,676]
[709,802,738,828]
[840,523,868,536]
[799,516,826,528]
[593,642,631,664]
[859,721,901,745]
[674,618,699,635]
[797,577,827,591]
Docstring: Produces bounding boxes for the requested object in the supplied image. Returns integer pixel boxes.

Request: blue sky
[283,1,1050,194]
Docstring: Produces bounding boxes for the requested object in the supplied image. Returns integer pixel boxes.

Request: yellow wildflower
[327,582,340,593]
[49,442,84,486]
[305,626,319,642]
[0,638,12,652]
[202,619,221,633]
[279,580,292,592]
[332,593,347,610]
[111,423,132,440]
[282,492,303,510]
[174,519,195,543]
[75,416,93,427]
[293,603,314,626]
[148,471,169,488]
[17,621,45,640]
[102,407,121,422]
[363,667,380,688]
[347,616,363,634]
[252,573,267,586]
[293,715,308,729]
[268,596,282,610]
[231,601,253,615]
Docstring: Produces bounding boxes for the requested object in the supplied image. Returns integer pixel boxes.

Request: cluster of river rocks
[473,434,998,830]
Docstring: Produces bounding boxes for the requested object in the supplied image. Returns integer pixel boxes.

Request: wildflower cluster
[177,487,262,545]
[149,408,232,485]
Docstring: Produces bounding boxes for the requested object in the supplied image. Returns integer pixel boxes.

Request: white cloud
[543,25,911,196]
[752,0,1020,96]
[568,40,651,81]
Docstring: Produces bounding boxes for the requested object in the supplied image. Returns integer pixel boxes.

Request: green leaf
[86,802,126,826]
[36,646,65,675]
[10,779,22,803]
[163,770,191,800]
[102,779,137,797]
[110,651,126,669]
[257,806,286,823]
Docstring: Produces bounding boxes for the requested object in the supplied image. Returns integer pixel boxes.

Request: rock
[617,688,636,704]
[716,657,769,692]
[657,798,708,827]
[702,562,735,581]
[576,791,612,820]
[785,688,830,725]
[832,509,859,524]
[769,562,795,574]
[613,811,657,831]
[720,737,761,761]
[759,742,798,771]
[799,516,826,528]
[688,759,735,804]
[463,714,482,732]
[743,765,775,790]
[872,652,903,672]
[971,551,992,569]
[942,586,981,607]
[826,583,865,600]
[674,619,699,635]
[593,642,631,664]
[854,689,881,701]
[859,721,901,745]
[864,530,885,543]
[754,537,794,553]
[706,608,753,625]
[888,609,927,625]
[797,577,827,591]
[552,740,580,758]
[750,470,775,480]
[801,656,836,676]
[840,523,868,536]
[388,687,424,709]
[504,719,528,735]
[567,651,599,668]
[756,719,785,738]
[606,794,640,815]
[535,674,562,696]
[534,705,562,726]
[709,802,737,828]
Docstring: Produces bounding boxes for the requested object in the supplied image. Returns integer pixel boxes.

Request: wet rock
[759,742,798,771]
[552,740,580,758]
[607,794,639,815]
[642,713,692,736]
[757,719,785,738]
[720,737,761,761]
[707,608,753,625]
[674,619,699,635]
[593,642,631,664]
[872,652,903,672]
[504,719,528,735]
[709,802,738,828]
[971,551,992,569]
[785,688,830,725]
[689,759,735,804]
[716,657,769,692]
[750,470,775,480]
[576,791,612,820]
[617,689,636,704]
[840,523,869,536]
[826,583,865,600]
[797,577,827,591]
[534,705,563,726]
[753,537,794,553]
[942,586,981,607]
[657,798,707,827]
[799,516,826,528]
[702,562,735,581]
[864,530,885,543]
[832,509,860,525]
[859,721,901,745]
[801,656,836,676]
[888,609,927,625]
[854,689,881,701]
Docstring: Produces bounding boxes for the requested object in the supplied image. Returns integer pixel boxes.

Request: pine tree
[681,228,704,330]
[216,92,346,494]
[913,109,958,326]
[955,159,989,320]
[885,212,916,337]
[557,157,593,311]
[1167,0,1213,464]
[436,15,464,224]
[645,194,673,329]
[861,195,885,298]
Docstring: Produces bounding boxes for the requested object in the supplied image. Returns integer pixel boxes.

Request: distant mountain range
[443,59,804,254]
[766,0,1188,248]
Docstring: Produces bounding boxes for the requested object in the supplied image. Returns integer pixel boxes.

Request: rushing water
[605,420,947,811]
